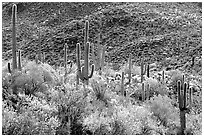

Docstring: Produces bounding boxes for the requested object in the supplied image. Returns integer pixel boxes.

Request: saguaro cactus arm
[8,63,12,73]
[88,65,95,78]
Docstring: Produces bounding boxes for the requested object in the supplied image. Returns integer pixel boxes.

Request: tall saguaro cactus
[141,55,146,83]
[142,82,145,101]
[76,20,94,85]
[76,43,94,85]
[18,50,22,70]
[128,53,132,84]
[64,43,68,78]
[12,4,18,70]
[177,80,186,134]
[177,80,193,135]
[121,72,125,96]
[146,64,150,78]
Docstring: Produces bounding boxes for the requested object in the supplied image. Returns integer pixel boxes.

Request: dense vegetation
[2,2,202,135]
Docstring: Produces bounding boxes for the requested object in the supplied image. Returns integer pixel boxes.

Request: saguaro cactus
[76,20,96,85]
[177,80,186,134]
[64,43,68,78]
[121,72,125,96]
[146,83,150,100]
[8,62,12,73]
[9,4,18,95]
[38,26,42,62]
[12,4,18,70]
[142,82,145,101]
[18,50,22,70]
[42,52,45,63]
[189,87,193,109]
[146,64,150,78]
[177,80,193,135]
[141,55,147,83]
[162,70,165,84]
[128,53,132,84]
[35,54,39,64]
[76,36,94,85]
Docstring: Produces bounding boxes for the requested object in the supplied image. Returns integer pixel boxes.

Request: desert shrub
[114,104,162,135]
[132,78,168,101]
[2,95,59,135]
[23,61,60,85]
[82,110,116,135]
[120,64,141,76]
[51,86,88,135]
[144,77,168,97]
[83,98,168,135]
[3,61,60,97]
[167,70,184,90]
[185,113,202,135]
[89,78,111,105]
[146,95,180,130]
[103,65,116,78]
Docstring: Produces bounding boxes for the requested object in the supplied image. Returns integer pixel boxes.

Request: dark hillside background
[2,2,202,74]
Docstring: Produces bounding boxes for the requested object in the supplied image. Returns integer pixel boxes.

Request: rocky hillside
[2,2,202,74]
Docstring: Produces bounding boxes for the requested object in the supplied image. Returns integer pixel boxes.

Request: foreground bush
[2,61,60,98]
[2,95,59,135]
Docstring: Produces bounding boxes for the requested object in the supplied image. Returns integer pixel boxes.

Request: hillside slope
[2,2,202,74]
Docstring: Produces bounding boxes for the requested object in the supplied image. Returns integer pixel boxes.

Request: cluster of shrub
[2,59,202,135]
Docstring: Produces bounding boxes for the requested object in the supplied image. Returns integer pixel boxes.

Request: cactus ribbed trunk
[8,63,11,73]
[141,56,146,83]
[12,4,17,70]
[146,84,150,100]
[97,33,102,70]
[42,52,45,63]
[76,20,94,86]
[177,80,186,135]
[76,43,83,81]
[38,27,42,62]
[189,87,192,109]
[84,42,89,85]
[64,43,67,81]
[147,64,149,78]
[162,70,165,84]
[142,82,145,101]
[18,50,21,70]
[84,21,89,85]
[128,54,132,84]
[121,72,124,96]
